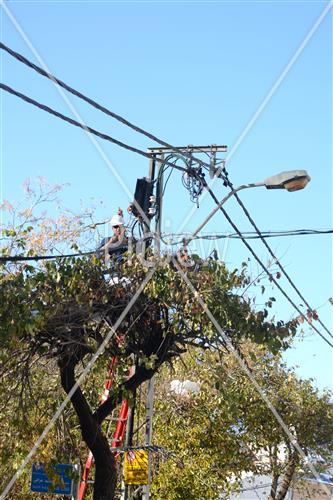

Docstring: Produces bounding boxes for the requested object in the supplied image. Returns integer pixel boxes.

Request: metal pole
[123,392,136,500]
[185,182,264,245]
[142,376,155,500]
[72,464,80,500]
[123,149,158,498]
[123,360,137,500]
[154,153,164,255]
[141,151,165,499]
[141,146,229,498]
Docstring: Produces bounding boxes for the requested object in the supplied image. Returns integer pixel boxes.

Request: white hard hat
[109,214,124,227]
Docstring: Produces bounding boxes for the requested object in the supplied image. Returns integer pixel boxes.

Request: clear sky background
[1,1,332,389]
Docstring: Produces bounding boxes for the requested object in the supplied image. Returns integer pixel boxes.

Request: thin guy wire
[164,228,333,243]
[229,184,333,340]
[0,251,94,262]
[202,181,333,347]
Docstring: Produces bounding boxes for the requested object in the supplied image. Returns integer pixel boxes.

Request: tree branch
[58,356,96,446]
[94,364,156,425]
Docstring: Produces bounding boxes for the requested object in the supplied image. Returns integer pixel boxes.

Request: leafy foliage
[0,182,300,498]
[151,347,333,500]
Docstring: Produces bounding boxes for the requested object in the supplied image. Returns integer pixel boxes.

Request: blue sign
[31,463,73,495]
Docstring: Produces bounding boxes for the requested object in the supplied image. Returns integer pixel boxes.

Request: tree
[151,346,333,500]
[0,360,84,499]
[0,182,298,499]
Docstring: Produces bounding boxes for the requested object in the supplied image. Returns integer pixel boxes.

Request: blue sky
[0,1,332,388]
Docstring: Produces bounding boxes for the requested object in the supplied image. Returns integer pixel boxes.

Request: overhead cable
[165,228,333,243]
[0,83,191,178]
[0,83,159,161]
[2,42,330,340]
[226,179,333,341]
[202,179,333,348]
[0,42,221,175]
[0,250,94,262]
[2,85,331,343]
[2,229,332,262]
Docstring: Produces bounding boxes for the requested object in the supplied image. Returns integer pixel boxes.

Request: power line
[3,86,331,345]
[0,83,193,180]
[0,42,225,176]
[0,251,94,262]
[202,179,333,348]
[0,83,160,161]
[3,228,332,262]
[164,228,333,243]
[2,42,330,342]
[226,178,333,342]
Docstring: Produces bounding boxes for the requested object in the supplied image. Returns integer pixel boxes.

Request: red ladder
[78,358,130,499]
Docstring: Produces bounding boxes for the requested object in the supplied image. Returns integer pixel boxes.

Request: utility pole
[142,376,154,500]
[123,154,158,500]
[142,152,160,500]
[141,145,227,499]
[123,362,137,500]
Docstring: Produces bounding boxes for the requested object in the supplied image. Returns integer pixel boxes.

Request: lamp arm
[185,182,264,245]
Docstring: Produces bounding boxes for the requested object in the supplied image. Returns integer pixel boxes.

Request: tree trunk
[93,432,118,500]
[59,357,118,499]
[268,473,279,499]
[59,356,157,499]
[275,455,297,500]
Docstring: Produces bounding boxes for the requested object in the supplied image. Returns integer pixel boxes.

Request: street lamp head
[263,170,311,192]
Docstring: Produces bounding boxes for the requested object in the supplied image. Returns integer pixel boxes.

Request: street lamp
[187,170,311,243]
[263,170,311,192]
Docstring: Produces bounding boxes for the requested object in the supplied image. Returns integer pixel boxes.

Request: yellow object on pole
[124,450,149,485]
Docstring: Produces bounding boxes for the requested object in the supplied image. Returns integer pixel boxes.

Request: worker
[175,245,202,272]
[97,208,128,261]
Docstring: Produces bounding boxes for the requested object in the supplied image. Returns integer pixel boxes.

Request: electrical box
[132,178,154,218]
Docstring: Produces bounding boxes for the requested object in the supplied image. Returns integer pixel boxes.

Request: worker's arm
[104,229,127,252]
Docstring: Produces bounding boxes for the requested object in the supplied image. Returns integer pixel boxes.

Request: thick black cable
[2,79,330,340]
[3,229,332,261]
[202,179,333,348]
[0,83,159,160]
[0,42,219,174]
[2,41,330,338]
[0,83,189,178]
[0,251,94,262]
[162,167,174,196]
[228,183,333,340]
